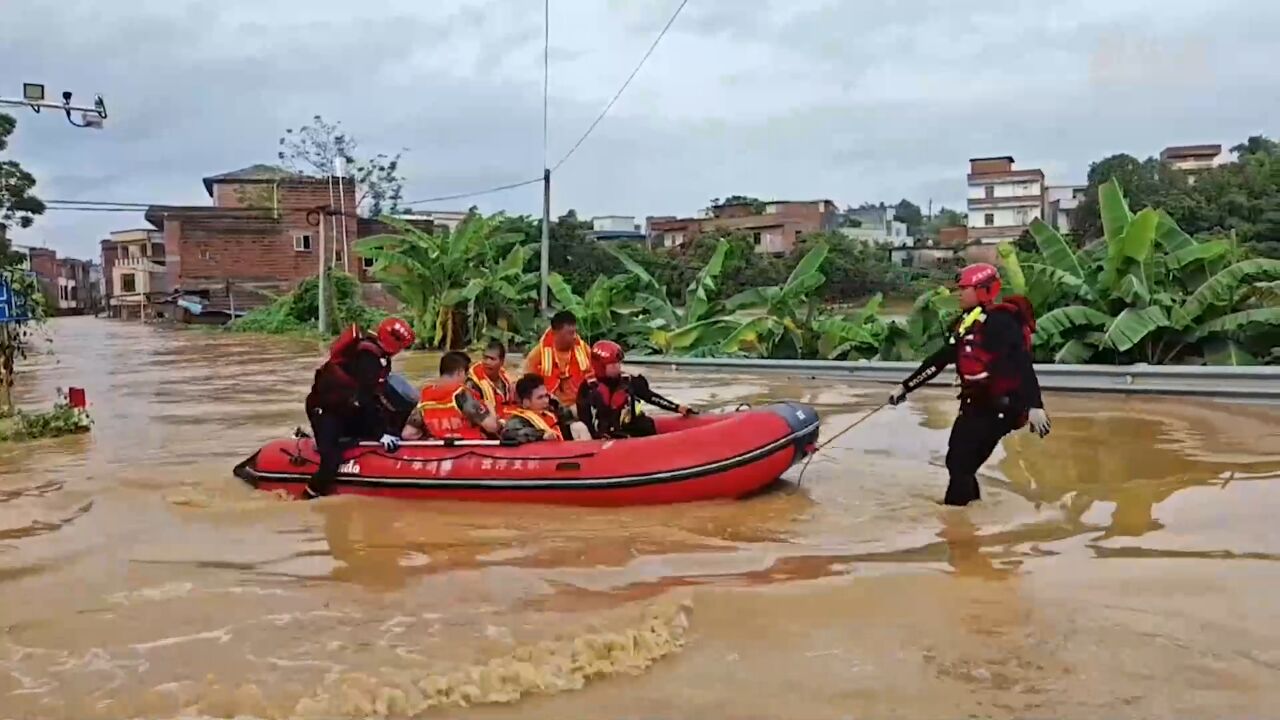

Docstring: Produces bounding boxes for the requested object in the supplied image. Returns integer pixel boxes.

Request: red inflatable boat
[233,402,820,506]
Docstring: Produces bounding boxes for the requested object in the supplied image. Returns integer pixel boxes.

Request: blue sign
[0,275,32,323]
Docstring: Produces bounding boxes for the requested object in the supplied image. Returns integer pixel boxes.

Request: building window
[293,233,313,252]
[121,273,137,293]
[794,230,804,243]
[362,256,376,270]
[752,231,762,245]
[199,249,212,260]
[984,213,995,227]
[984,185,995,199]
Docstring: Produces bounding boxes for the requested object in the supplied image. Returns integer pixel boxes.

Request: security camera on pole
[0,83,108,129]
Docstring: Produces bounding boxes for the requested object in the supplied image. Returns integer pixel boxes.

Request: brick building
[24,247,96,316]
[646,199,840,255]
[144,165,361,304]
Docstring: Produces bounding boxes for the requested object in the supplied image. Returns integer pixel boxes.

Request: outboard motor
[382,373,418,431]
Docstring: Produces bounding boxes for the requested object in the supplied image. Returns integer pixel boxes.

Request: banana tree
[1018,179,1280,365]
[720,243,830,358]
[604,239,738,355]
[876,286,959,361]
[358,213,539,349]
[546,271,651,348]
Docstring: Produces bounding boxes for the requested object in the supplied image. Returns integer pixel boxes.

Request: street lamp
[0,83,108,129]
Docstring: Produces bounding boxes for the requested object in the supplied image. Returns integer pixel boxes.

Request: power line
[400,176,543,207]
[551,0,689,172]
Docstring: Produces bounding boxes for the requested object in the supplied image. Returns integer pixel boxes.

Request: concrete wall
[968,206,1041,228]
[968,179,1043,199]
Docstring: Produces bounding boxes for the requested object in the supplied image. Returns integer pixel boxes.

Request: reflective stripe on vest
[508,408,561,438]
[467,363,510,414]
[417,382,485,439]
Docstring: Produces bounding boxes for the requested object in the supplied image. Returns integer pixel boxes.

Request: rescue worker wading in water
[401,351,501,441]
[577,340,695,439]
[888,262,1052,506]
[303,317,415,498]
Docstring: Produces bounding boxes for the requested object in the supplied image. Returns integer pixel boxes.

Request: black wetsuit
[303,347,389,497]
[576,375,682,439]
[900,310,1043,506]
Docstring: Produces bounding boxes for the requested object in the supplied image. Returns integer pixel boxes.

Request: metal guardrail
[626,356,1280,398]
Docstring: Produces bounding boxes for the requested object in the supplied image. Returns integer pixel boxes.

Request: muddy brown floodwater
[2,316,1280,719]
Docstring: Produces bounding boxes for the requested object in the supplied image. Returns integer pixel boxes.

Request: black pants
[613,414,658,438]
[943,401,1020,506]
[305,405,373,497]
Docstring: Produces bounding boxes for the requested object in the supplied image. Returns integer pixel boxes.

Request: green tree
[277,115,406,218]
[1071,154,1186,240]
[1,113,47,414]
[922,206,966,239]
[708,195,767,214]
[894,199,924,235]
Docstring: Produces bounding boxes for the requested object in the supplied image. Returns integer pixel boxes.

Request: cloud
[1,0,1276,260]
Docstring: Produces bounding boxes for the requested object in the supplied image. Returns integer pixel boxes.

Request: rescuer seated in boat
[501,373,591,443]
[466,340,514,418]
[304,317,416,498]
[524,310,594,415]
[401,351,501,441]
[577,340,695,439]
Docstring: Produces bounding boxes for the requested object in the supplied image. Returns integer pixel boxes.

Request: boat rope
[794,404,886,488]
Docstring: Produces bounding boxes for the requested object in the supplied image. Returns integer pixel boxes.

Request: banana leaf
[719,316,777,356]
[1191,307,1280,340]
[652,317,729,354]
[996,242,1027,296]
[1021,262,1093,307]
[1053,338,1098,364]
[1099,178,1133,245]
[1034,305,1112,337]
[1154,210,1196,254]
[784,243,829,294]
[1027,219,1084,280]
[1179,258,1280,324]
[604,243,665,293]
[1167,240,1229,269]
[1201,338,1259,366]
[1102,306,1170,353]
[684,239,729,324]
[725,286,779,311]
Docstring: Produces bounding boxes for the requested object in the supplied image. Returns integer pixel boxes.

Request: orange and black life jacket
[467,362,513,417]
[416,380,487,440]
[587,377,639,434]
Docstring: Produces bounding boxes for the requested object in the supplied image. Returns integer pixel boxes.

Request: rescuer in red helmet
[303,316,416,498]
[576,340,695,439]
[887,262,1051,506]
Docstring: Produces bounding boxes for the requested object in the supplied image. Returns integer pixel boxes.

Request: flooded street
[3,316,1280,719]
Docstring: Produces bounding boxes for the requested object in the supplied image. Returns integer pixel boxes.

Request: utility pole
[0,83,107,129]
[540,168,551,312]
[318,212,328,335]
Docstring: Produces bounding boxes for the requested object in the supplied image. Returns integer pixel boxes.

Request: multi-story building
[23,247,94,316]
[839,205,912,248]
[101,229,169,319]
[392,210,468,234]
[143,164,361,307]
[966,156,1045,245]
[1160,144,1229,183]
[1046,185,1087,234]
[646,199,840,255]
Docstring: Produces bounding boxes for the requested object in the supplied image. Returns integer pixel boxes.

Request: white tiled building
[966,156,1045,245]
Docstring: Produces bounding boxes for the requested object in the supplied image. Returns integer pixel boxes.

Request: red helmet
[376,317,415,354]
[957,262,1001,304]
[590,340,624,378]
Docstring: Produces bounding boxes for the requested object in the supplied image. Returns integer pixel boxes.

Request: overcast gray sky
[4,0,1277,259]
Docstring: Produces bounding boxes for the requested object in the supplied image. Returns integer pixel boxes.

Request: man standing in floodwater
[887,262,1051,506]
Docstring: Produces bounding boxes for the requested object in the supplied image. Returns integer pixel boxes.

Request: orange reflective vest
[416,380,487,440]
[528,330,593,405]
[467,362,513,417]
[507,408,564,441]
